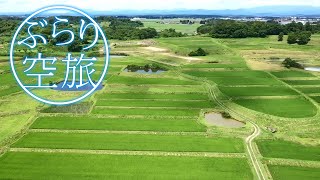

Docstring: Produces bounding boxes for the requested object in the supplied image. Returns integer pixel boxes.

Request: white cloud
[0,0,319,13]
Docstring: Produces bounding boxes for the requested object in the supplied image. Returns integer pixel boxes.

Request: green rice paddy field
[234,98,317,118]
[92,107,201,117]
[257,139,320,161]
[268,165,320,180]
[12,132,244,152]
[31,116,206,132]
[0,152,253,179]
[1,32,320,179]
[95,99,213,108]
[218,86,299,97]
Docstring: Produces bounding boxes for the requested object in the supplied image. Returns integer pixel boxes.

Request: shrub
[287,33,297,44]
[278,32,284,41]
[188,48,208,56]
[282,58,304,69]
[221,112,232,119]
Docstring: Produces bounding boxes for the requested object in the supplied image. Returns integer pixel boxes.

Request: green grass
[13,132,244,153]
[268,165,320,180]
[218,35,320,52]
[0,86,21,97]
[108,76,199,85]
[92,107,200,117]
[31,116,206,132]
[157,37,238,58]
[257,139,320,161]
[234,98,317,118]
[219,86,299,97]
[143,21,200,34]
[283,80,320,86]
[0,152,253,179]
[0,114,34,144]
[95,99,213,108]
[183,63,247,69]
[271,71,315,78]
[96,92,209,100]
[184,70,272,78]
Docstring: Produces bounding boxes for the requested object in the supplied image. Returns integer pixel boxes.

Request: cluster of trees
[188,48,208,56]
[197,20,320,39]
[0,18,21,36]
[287,31,312,45]
[103,18,184,40]
[278,31,312,45]
[282,58,304,69]
[159,28,185,38]
[103,18,157,40]
[126,63,167,72]
[200,20,206,25]
[180,20,194,24]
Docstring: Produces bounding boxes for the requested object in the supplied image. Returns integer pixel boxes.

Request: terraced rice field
[31,116,206,132]
[13,132,244,152]
[96,92,209,100]
[271,71,316,78]
[257,139,320,161]
[183,70,283,86]
[92,107,201,116]
[0,152,253,179]
[310,96,320,103]
[108,76,199,85]
[95,99,213,108]
[268,165,320,180]
[0,52,255,179]
[219,86,299,97]
[283,80,320,86]
[297,87,320,94]
[234,98,317,118]
[2,35,320,179]
[183,62,247,69]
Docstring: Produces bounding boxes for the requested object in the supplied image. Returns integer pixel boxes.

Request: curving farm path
[208,86,267,180]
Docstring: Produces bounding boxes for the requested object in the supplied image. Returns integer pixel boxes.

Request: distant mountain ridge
[88,5,320,16]
[2,5,320,17]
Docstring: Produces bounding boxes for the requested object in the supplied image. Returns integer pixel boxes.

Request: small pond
[205,113,245,128]
[52,81,103,91]
[123,68,166,74]
[305,67,320,72]
[124,64,167,74]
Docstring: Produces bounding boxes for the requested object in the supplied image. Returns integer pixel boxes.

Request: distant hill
[88,5,320,17]
[2,5,320,17]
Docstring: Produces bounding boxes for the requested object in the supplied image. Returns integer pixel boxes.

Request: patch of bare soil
[137,40,156,46]
[142,46,202,62]
[161,53,202,62]
[205,113,245,128]
[142,46,168,52]
[246,59,283,71]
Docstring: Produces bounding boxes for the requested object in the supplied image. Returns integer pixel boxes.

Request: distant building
[131,17,146,21]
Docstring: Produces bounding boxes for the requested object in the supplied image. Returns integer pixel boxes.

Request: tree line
[102,18,185,40]
[197,19,320,39]
[0,17,185,43]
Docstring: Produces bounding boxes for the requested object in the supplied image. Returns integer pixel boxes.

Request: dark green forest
[197,19,320,40]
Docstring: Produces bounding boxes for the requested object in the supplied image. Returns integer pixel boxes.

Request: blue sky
[0,0,319,13]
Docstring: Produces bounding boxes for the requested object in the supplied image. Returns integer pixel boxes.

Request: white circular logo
[10,6,110,105]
